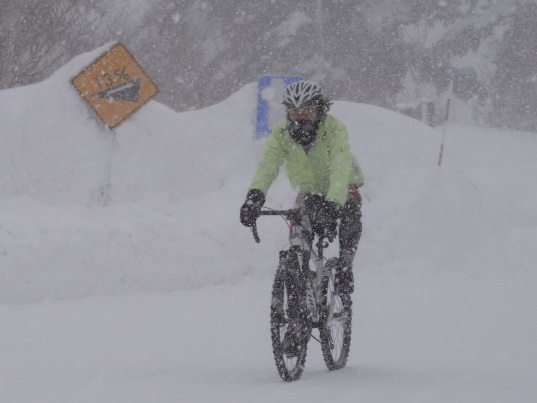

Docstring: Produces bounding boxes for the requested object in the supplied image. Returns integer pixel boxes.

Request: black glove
[304,195,340,241]
[240,189,265,227]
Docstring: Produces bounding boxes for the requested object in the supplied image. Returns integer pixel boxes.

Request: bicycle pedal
[325,257,339,269]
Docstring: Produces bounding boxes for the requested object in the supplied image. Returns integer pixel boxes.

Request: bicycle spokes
[319,275,352,370]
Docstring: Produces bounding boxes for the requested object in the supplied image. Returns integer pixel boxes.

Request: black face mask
[288,119,319,146]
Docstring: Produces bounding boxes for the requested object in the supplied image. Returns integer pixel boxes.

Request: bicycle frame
[253,209,333,325]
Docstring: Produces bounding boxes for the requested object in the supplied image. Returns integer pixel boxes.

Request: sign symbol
[115,68,129,81]
[93,78,141,102]
[71,43,158,129]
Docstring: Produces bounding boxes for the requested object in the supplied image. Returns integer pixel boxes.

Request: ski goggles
[287,105,318,121]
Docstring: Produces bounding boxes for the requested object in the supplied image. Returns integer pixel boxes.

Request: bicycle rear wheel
[270,253,311,381]
[319,273,352,370]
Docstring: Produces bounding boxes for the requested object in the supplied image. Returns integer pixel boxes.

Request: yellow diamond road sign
[71,43,158,129]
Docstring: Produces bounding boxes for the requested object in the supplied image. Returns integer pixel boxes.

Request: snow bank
[1,46,536,304]
[0,45,262,303]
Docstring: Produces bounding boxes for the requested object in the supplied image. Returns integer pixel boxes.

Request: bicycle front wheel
[270,259,311,381]
[319,273,352,370]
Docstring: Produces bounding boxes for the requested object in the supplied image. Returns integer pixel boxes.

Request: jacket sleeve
[351,154,365,188]
[248,127,287,194]
[325,119,353,206]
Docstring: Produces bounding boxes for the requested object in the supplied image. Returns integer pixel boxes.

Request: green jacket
[249,115,364,206]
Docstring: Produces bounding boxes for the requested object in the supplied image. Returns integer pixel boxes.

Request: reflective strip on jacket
[249,114,364,206]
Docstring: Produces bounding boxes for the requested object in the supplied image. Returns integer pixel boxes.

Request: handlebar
[251,209,301,243]
[252,224,261,243]
[250,208,333,262]
[258,209,302,219]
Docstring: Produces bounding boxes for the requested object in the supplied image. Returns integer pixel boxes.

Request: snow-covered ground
[1,46,536,402]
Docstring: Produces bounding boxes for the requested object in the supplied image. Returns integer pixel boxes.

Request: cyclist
[240,80,364,295]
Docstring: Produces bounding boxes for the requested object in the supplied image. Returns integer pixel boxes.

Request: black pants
[290,187,362,268]
[338,187,363,267]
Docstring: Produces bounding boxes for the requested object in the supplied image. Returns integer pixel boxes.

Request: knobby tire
[270,252,311,381]
[319,274,352,370]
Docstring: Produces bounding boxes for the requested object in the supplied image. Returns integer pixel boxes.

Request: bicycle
[251,207,352,382]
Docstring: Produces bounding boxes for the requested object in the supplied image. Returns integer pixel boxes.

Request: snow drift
[1,45,536,305]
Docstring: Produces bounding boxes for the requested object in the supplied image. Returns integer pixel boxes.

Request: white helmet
[282,80,323,108]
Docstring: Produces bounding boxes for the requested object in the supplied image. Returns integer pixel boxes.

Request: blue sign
[255,75,303,138]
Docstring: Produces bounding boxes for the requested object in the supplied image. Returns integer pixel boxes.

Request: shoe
[326,257,339,270]
[281,328,299,358]
[335,265,354,294]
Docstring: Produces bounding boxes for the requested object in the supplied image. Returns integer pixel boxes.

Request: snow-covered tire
[270,252,311,381]
[319,273,352,370]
